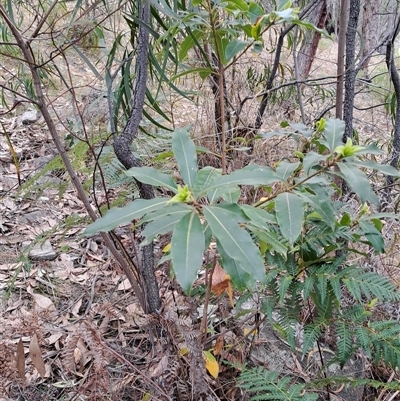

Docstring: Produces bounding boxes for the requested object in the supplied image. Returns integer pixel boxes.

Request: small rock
[28,240,57,261]
[19,109,38,125]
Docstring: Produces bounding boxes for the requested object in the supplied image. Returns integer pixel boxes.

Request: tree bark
[113,0,161,314]
[342,0,361,142]
[297,0,328,80]
[383,16,400,208]
[360,0,379,73]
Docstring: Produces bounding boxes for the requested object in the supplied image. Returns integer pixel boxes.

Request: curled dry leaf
[211,263,234,307]
[29,333,46,378]
[150,355,169,378]
[16,338,25,381]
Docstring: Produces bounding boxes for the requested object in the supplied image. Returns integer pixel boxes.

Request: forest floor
[0,34,400,401]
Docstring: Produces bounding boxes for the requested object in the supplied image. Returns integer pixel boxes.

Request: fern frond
[239,367,318,401]
[342,267,400,302]
[336,319,355,367]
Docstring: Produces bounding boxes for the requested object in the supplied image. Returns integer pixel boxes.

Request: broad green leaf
[172,128,198,190]
[303,151,328,174]
[275,193,304,245]
[225,40,248,62]
[141,211,191,245]
[350,160,400,177]
[216,239,253,291]
[206,164,277,193]
[249,227,287,256]
[207,203,248,222]
[171,211,205,293]
[193,0,202,5]
[359,221,384,253]
[225,0,249,11]
[208,185,241,204]
[296,192,335,229]
[248,2,264,23]
[179,30,203,61]
[85,198,169,235]
[240,204,276,224]
[275,161,300,181]
[322,119,345,152]
[126,166,178,192]
[337,162,379,204]
[141,203,192,223]
[204,206,265,281]
[193,166,221,199]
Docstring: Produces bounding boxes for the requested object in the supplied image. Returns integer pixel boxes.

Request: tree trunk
[360,0,379,74]
[335,0,349,119]
[342,0,361,142]
[382,16,400,209]
[297,0,328,80]
[113,0,161,314]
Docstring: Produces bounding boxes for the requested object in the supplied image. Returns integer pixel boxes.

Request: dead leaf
[16,338,25,381]
[150,355,169,378]
[26,286,56,311]
[214,335,224,356]
[203,350,219,379]
[211,263,234,307]
[117,278,132,291]
[29,333,46,378]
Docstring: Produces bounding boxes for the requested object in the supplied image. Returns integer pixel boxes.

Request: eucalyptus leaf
[171,211,205,293]
[85,198,169,235]
[204,206,265,281]
[225,40,248,62]
[350,160,400,177]
[275,193,304,245]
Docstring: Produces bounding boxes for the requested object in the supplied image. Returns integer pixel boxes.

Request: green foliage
[238,367,318,400]
[85,120,400,377]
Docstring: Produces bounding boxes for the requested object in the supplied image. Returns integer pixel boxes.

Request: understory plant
[86,117,400,397]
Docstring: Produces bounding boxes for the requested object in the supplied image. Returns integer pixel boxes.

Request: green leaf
[322,119,345,152]
[275,193,304,245]
[351,160,400,177]
[208,185,241,204]
[207,203,248,222]
[225,0,249,11]
[240,204,276,224]
[171,211,205,293]
[225,40,248,62]
[275,161,300,181]
[205,164,277,193]
[249,227,287,257]
[203,206,265,281]
[217,239,253,291]
[193,166,221,199]
[337,162,378,204]
[85,198,169,235]
[142,211,191,245]
[172,128,198,190]
[179,30,203,61]
[296,192,335,229]
[359,221,384,253]
[126,166,178,192]
[303,151,328,174]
